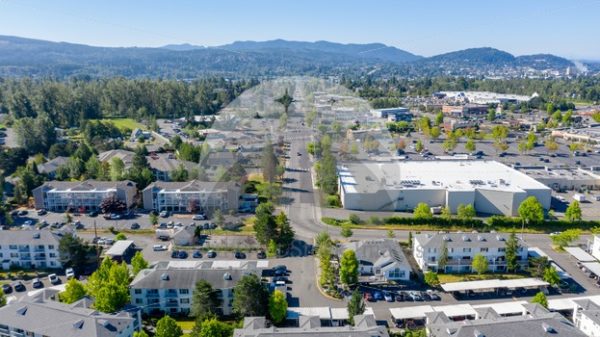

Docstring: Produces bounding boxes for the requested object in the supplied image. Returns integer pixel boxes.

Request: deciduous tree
[339,249,359,286]
[60,278,87,304]
[268,290,288,325]
[155,315,183,337]
[472,254,488,275]
[347,289,365,325]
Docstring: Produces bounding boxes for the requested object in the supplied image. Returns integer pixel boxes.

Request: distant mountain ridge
[0,35,579,78]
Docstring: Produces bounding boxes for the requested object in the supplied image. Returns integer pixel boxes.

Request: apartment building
[142,180,240,213]
[32,180,137,212]
[0,293,138,337]
[234,315,388,337]
[129,260,266,316]
[0,230,62,270]
[412,232,528,273]
[338,239,412,282]
[573,299,600,337]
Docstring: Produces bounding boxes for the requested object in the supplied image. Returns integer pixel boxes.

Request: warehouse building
[338,160,551,216]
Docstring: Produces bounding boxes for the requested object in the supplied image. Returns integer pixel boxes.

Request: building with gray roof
[0,294,139,337]
[0,230,62,270]
[37,156,69,177]
[339,239,411,281]
[426,304,586,337]
[234,314,388,337]
[338,160,551,216]
[573,299,600,337]
[32,180,137,212]
[129,260,265,316]
[98,150,135,168]
[142,180,240,213]
[413,232,528,273]
[146,153,196,181]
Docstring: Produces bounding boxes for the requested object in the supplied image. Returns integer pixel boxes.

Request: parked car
[409,291,423,301]
[395,292,405,302]
[192,214,206,220]
[372,291,383,301]
[65,268,75,279]
[234,251,246,259]
[207,250,217,258]
[427,290,441,301]
[383,292,394,302]
[32,278,44,289]
[159,211,169,218]
[36,209,47,216]
[13,281,26,292]
[153,244,167,251]
[273,276,288,283]
[177,251,188,259]
[17,210,28,216]
[130,223,140,230]
[87,210,98,217]
[2,283,13,294]
[171,250,180,258]
[48,273,60,285]
[192,250,202,258]
[363,292,374,302]
[257,251,266,259]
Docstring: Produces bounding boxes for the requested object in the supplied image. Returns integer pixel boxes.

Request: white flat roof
[433,304,477,318]
[390,305,434,320]
[441,278,549,292]
[287,307,374,320]
[339,160,550,194]
[104,240,134,256]
[581,262,600,276]
[548,295,600,311]
[564,247,597,262]
[472,301,528,315]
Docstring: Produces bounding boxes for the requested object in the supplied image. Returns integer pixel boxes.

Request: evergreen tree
[347,289,365,325]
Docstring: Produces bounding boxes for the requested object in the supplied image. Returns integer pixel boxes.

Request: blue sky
[0,0,599,59]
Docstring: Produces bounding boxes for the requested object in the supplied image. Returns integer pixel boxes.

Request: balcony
[146,292,159,298]
[165,301,179,308]
[164,291,178,298]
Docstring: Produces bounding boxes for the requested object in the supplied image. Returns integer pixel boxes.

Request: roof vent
[477,235,485,242]
[33,233,41,239]
[161,273,170,281]
[443,235,451,242]
[73,320,85,329]
[446,327,458,335]
[16,306,28,316]
[496,235,505,241]
[223,273,232,281]
[542,322,555,333]
[462,235,470,242]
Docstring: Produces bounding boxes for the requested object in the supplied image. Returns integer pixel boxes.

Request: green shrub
[348,214,361,225]
[326,194,341,208]
[369,216,383,225]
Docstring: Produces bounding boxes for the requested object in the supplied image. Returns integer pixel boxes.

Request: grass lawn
[94,118,145,131]
[437,273,528,284]
[175,320,195,332]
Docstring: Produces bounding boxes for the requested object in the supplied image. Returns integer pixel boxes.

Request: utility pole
[94,220,100,265]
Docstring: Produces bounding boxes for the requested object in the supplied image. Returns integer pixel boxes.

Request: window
[429,257,436,262]
[180,298,190,304]
[463,248,471,253]
[48,245,55,250]
[134,289,142,294]
[498,248,506,253]
[9,245,17,250]
[179,289,189,295]
[480,248,489,253]
[135,298,143,304]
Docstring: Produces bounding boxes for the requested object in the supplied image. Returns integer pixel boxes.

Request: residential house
[97,150,135,168]
[426,304,585,337]
[234,315,388,337]
[0,293,139,337]
[37,156,69,178]
[32,180,137,212]
[142,180,240,213]
[412,232,528,273]
[338,239,411,281]
[130,128,152,142]
[129,260,266,316]
[146,153,196,181]
[0,230,62,270]
[154,225,197,246]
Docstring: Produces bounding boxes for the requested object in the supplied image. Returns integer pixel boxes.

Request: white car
[153,244,168,251]
[65,268,75,279]
[159,211,169,218]
[48,273,60,285]
[192,214,206,220]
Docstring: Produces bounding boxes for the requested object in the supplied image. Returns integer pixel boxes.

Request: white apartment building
[590,235,600,261]
[413,232,528,273]
[32,180,137,212]
[573,299,600,337]
[0,293,138,337]
[129,260,266,316]
[0,230,62,270]
[142,180,240,213]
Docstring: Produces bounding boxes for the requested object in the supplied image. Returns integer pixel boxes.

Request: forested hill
[0,35,580,78]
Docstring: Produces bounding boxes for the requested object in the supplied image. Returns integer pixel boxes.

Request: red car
[363,292,374,302]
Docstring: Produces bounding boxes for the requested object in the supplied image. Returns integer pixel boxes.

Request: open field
[94,118,145,131]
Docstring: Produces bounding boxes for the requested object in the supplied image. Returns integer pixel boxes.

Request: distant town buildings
[338,160,551,216]
[552,125,600,144]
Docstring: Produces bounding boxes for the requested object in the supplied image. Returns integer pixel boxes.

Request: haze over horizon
[1,0,599,60]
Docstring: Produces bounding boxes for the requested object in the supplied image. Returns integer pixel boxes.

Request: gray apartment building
[32,180,137,212]
[0,230,62,270]
[142,180,240,213]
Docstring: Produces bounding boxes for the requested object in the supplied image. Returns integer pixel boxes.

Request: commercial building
[338,160,551,216]
[142,180,240,213]
[426,304,585,337]
[412,232,528,273]
[130,260,266,316]
[438,91,533,105]
[552,125,600,144]
[338,239,411,281]
[371,107,413,122]
[32,180,137,212]
[0,294,139,337]
[518,166,600,191]
[0,230,62,270]
[234,315,388,337]
[442,104,488,118]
